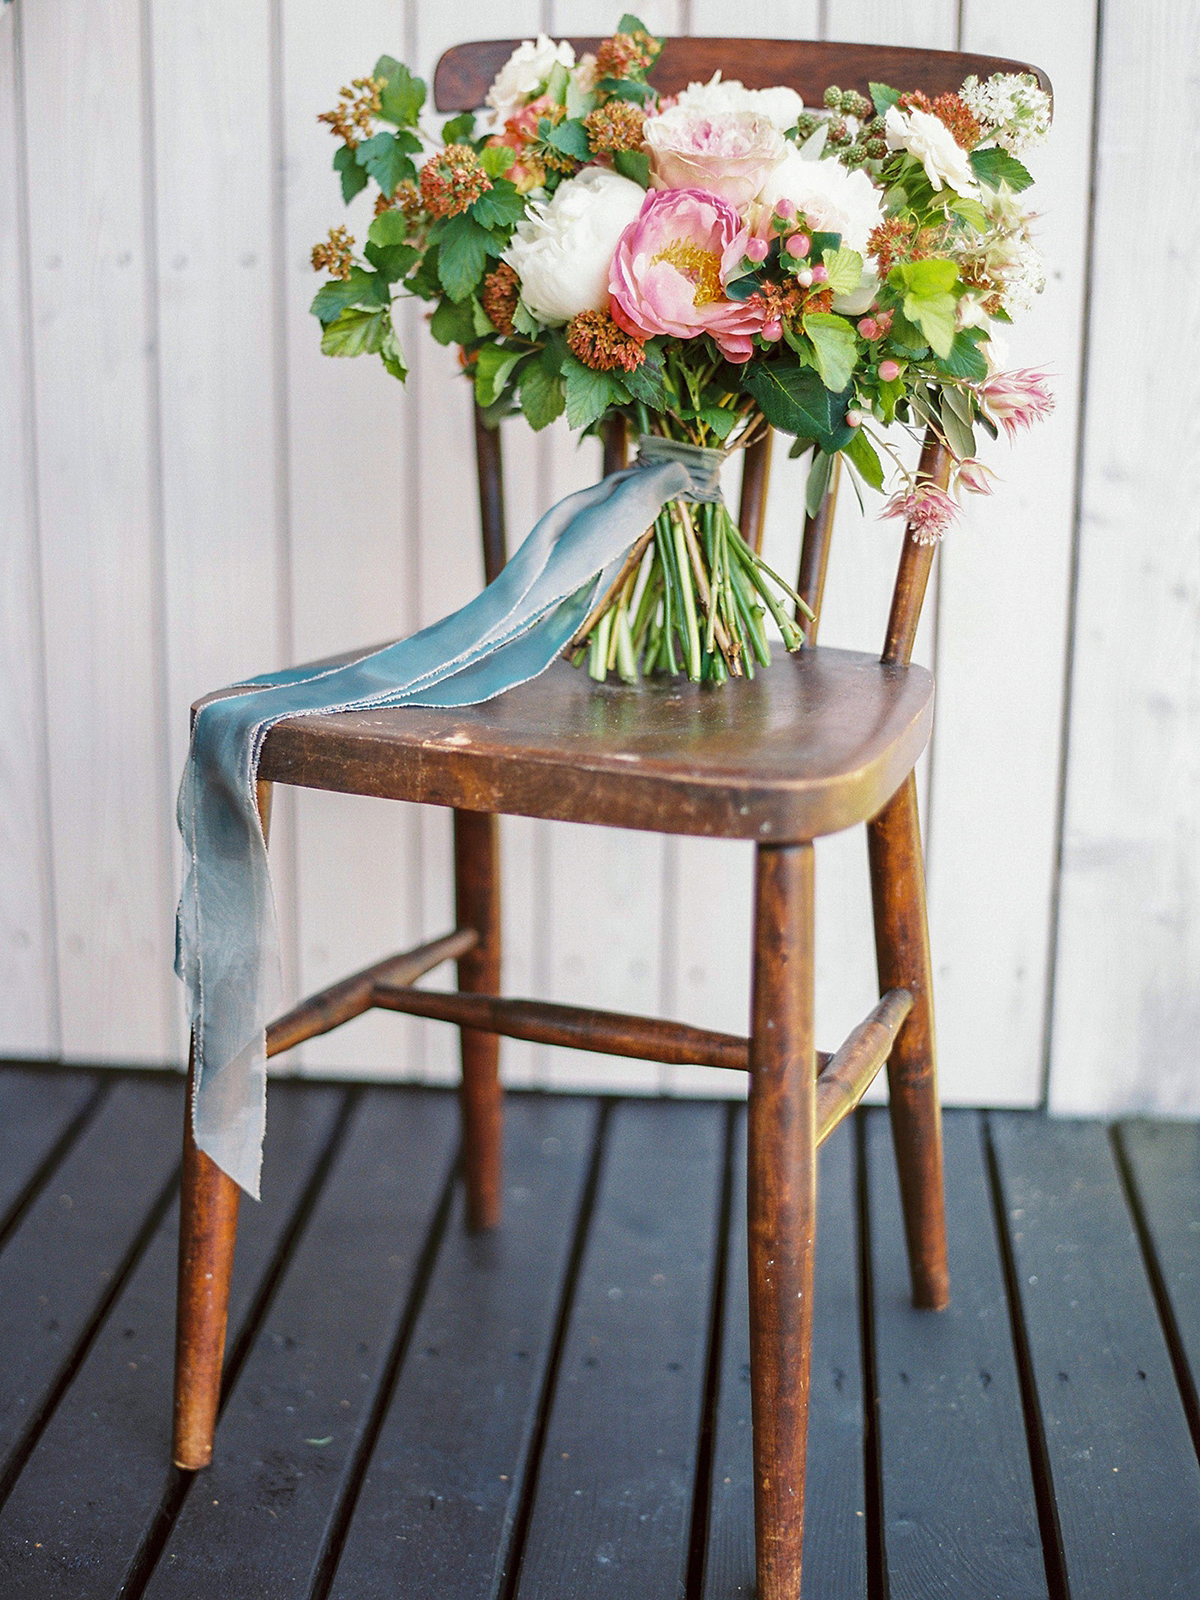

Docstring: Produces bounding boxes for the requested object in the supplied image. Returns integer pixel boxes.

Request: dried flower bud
[566,307,646,373]
[481,263,520,336]
[311,225,355,280]
[419,144,492,219]
[584,101,647,155]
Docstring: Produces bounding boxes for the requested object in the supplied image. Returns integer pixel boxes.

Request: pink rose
[609,188,766,362]
[643,107,786,208]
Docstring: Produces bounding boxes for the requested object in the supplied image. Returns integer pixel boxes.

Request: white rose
[486,34,576,121]
[675,71,804,133]
[502,167,646,325]
[755,147,884,254]
[884,105,978,195]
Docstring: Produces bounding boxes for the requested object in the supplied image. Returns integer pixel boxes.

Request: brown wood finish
[454,810,504,1230]
[434,38,1051,113]
[748,842,817,1600]
[867,772,949,1310]
[602,413,628,476]
[815,986,912,1144]
[473,404,508,585]
[882,428,953,667]
[265,928,478,1057]
[738,430,773,554]
[796,453,842,642]
[258,647,934,845]
[371,984,754,1071]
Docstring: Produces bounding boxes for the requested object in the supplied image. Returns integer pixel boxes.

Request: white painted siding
[1,0,1193,1113]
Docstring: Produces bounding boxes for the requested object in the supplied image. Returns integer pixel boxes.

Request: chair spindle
[738,429,773,554]
[796,453,842,642]
[473,403,508,585]
[882,426,952,666]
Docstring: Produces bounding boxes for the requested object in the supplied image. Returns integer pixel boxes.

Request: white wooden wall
[2,0,1195,1114]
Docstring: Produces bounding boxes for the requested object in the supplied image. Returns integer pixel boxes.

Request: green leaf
[876,375,904,424]
[869,81,900,117]
[782,325,815,364]
[333,144,368,203]
[885,308,928,359]
[406,244,441,301]
[741,359,856,452]
[320,305,389,357]
[724,272,764,303]
[808,229,842,258]
[545,60,571,105]
[893,258,959,298]
[844,428,884,490]
[618,11,650,33]
[939,390,975,459]
[788,436,815,461]
[969,146,1034,193]
[948,193,989,231]
[542,117,591,162]
[356,132,416,199]
[471,295,494,337]
[623,350,668,410]
[518,359,566,430]
[562,355,624,431]
[429,295,477,346]
[442,111,476,144]
[480,143,516,178]
[613,149,651,188]
[803,312,859,393]
[375,58,425,127]
[310,266,390,325]
[805,449,832,517]
[474,342,522,407]
[696,405,737,440]
[934,329,989,382]
[469,178,527,231]
[380,316,408,381]
[436,214,494,301]
[597,76,655,105]
[903,292,956,358]
[820,245,864,298]
[364,216,419,281]
[512,298,541,337]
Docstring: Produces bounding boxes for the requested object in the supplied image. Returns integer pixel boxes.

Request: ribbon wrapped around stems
[177,441,729,1196]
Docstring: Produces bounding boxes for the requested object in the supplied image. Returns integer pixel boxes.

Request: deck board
[991,1113,1200,1597]
[0,1063,1195,1599]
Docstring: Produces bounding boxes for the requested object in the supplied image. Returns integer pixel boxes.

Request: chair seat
[250,645,932,843]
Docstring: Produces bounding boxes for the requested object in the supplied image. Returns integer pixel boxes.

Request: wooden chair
[173,37,1050,1599]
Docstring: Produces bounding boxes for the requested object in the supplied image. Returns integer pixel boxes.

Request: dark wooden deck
[0,1064,1197,1599]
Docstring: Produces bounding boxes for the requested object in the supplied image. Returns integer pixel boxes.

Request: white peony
[884,105,978,195]
[502,167,646,326]
[486,34,576,122]
[674,71,804,133]
[755,147,884,254]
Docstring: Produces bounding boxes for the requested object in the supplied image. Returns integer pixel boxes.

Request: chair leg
[867,771,950,1311]
[454,808,504,1230]
[748,842,817,1600]
[172,1044,241,1469]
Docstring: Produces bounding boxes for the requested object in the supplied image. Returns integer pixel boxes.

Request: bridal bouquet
[310,19,1053,683]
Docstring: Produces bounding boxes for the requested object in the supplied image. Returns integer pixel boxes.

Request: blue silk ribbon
[176,442,725,1196]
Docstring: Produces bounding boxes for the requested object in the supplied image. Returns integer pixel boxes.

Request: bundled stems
[578,494,812,686]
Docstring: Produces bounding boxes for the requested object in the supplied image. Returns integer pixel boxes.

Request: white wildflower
[960,72,1051,156]
[998,236,1046,315]
[674,71,804,133]
[486,34,576,122]
[885,105,979,195]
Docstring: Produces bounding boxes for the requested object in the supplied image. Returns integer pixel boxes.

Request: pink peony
[978,368,1055,438]
[643,106,786,208]
[880,481,960,544]
[609,188,766,362]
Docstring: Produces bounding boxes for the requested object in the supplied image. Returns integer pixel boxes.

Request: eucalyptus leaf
[940,392,976,460]
[805,449,833,517]
[844,427,884,490]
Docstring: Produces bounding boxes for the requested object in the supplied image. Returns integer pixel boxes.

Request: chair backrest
[436,38,1051,666]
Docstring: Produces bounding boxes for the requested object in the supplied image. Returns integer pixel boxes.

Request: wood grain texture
[0,8,59,1059]
[991,1113,1200,1595]
[329,1096,598,1600]
[258,647,934,844]
[0,1080,181,1489]
[704,1112,867,1600]
[145,1090,458,1600]
[1049,0,1200,1116]
[0,1069,97,1234]
[931,0,1096,1109]
[20,0,177,1061]
[868,1110,1047,1600]
[514,1099,723,1600]
[0,1082,342,1598]
[1118,1120,1200,1432]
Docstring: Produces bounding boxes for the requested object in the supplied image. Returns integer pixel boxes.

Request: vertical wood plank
[280,0,426,1079]
[929,1,1097,1107]
[21,0,177,1061]
[150,0,299,1053]
[0,7,59,1058]
[1048,0,1200,1115]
